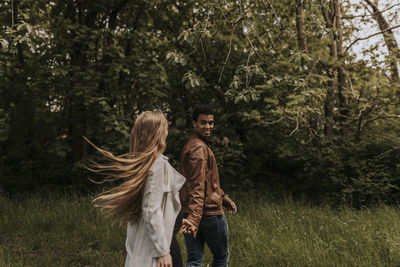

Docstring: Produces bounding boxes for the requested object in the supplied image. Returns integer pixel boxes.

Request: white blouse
[124,154,186,267]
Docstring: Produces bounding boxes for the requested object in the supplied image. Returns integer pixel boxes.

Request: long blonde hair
[85,110,168,225]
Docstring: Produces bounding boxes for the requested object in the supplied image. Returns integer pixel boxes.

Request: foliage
[1,0,400,205]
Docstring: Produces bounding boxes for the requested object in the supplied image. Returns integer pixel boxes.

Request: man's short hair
[192,105,214,122]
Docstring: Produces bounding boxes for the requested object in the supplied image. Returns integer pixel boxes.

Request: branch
[218,23,238,84]
[216,1,233,24]
[261,0,281,30]
[260,116,285,126]
[343,3,400,19]
[242,20,267,63]
[11,0,14,27]
[199,4,213,73]
[305,122,321,144]
[345,24,400,53]
[290,107,301,136]
[217,0,245,84]
[245,46,252,90]
[200,38,207,73]
[361,114,400,132]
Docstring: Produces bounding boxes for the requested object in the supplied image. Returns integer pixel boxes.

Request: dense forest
[1,0,400,207]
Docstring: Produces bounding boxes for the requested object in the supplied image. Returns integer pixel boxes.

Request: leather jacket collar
[191,131,212,147]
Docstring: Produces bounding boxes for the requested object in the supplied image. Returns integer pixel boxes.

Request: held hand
[179,218,197,237]
[227,200,237,214]
[157,253,172,267]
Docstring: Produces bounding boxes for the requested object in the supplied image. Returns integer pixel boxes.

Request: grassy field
[1,192,400,266]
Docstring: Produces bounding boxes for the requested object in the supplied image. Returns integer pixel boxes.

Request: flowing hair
[85,110,168,225]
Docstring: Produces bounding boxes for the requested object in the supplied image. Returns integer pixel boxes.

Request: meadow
[1,192,400,266]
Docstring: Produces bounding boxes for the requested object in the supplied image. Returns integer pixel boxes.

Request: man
[179,105,237,267]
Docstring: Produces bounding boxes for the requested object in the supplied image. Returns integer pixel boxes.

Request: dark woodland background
[2,0,400,207]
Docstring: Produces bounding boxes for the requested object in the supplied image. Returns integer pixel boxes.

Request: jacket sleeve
[221,189,234,207]
[185,144,207,229]
[142,158,169,258]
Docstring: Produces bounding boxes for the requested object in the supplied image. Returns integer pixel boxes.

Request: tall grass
[1,192,400,266]
[0,192,125,266]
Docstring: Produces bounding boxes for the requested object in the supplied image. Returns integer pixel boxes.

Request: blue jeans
[184,214,229,267]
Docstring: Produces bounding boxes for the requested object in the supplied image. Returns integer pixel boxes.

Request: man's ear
[192,120,196,128]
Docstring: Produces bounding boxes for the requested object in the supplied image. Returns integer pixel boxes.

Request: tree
[363,0,400,84]
[295,0,308,53]
[2,0,400,206]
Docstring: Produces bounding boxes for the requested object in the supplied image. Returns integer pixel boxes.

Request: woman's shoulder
[160,154,169,161]
[149,154,185,191]
[151,154,169,171]
[155,154,169,164]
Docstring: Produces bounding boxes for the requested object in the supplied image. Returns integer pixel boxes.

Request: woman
[86,110,186,267]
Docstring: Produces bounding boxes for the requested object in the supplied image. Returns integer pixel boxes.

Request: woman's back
[125,154,185,267]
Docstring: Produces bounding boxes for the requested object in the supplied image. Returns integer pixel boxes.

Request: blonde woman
[86,110,188,267]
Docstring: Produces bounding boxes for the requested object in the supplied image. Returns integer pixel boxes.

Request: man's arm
[183,144,207,231]
[221,190,237,214]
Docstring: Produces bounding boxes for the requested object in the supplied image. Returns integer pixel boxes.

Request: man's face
[193,114,214,137]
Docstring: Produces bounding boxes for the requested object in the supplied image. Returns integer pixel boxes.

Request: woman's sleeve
[142,158,169,258]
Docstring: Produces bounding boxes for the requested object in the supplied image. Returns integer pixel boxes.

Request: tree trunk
[364,0,400,84]
[322,0,338,136]
[321,0,349,134]
[335,0,348,119]
[65,1,97,162]
[295,0,308,53]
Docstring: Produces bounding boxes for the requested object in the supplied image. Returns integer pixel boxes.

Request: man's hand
[157,253,172,267]
[179,218,198,237]
[226,199,237,214]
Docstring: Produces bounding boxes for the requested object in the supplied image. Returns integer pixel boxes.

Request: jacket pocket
[206,190,222,209]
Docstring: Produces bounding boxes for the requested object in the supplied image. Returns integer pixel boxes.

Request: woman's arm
[157,253,172,267]
[142,157,170,258]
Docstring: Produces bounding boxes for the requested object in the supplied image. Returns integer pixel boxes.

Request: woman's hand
[157,253,172,267]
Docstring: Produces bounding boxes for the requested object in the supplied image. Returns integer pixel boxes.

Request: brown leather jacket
[179,132,234,229]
